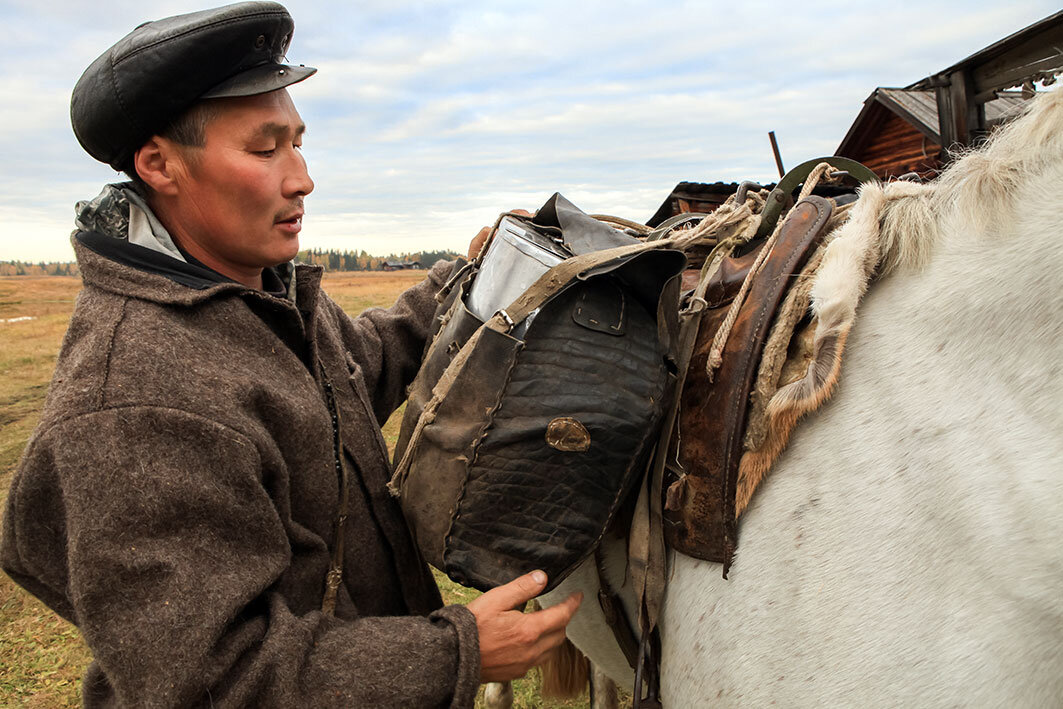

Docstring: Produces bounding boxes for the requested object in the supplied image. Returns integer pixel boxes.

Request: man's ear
[133,137,183,196]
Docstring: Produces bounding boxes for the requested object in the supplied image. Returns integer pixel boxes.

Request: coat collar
[74,233,322,310]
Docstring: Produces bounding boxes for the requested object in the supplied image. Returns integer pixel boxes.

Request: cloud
[1,0,1059,262]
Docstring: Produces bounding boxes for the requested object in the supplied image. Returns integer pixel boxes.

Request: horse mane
[880,88,1063,274]
[880,87,1063,275]
[934,87,1063,242]
[735,88,1063,515]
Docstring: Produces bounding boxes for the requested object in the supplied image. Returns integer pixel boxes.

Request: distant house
[646,181,754,227]
[381,260,419,271]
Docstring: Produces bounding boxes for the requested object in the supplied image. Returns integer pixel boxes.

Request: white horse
[542,87,1063,705]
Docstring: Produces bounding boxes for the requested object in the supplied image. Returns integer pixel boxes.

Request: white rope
[704,164,836,379]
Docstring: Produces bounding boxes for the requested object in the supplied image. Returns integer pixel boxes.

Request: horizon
[0,245,464,266]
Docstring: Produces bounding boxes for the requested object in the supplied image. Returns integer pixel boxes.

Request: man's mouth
[275,210,304,232]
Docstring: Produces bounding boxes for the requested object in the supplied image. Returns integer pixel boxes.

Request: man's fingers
[469,209,534,260]
[512,591,582,642]
[473,584,581,683]
[478,570,549,612]
[535,626,569,654]
[527,590,583,633]
[520,624,579,673]
[492,627,568,680]
[467,225,491,259]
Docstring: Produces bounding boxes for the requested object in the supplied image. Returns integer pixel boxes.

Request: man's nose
[284,151,314,197]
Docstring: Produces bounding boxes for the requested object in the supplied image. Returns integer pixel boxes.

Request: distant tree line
[0,249,462,277]
[0,261,80,277]
[294,249,462,271]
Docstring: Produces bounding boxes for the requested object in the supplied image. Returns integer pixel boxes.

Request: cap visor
[201,63,316,99]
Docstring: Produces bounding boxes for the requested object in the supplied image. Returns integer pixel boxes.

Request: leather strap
[633,617,663,709]
[486,237,680,333]
[594,545,640,671]
[755,157,878,239]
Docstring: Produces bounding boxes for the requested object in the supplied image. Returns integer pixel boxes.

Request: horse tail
[539,634,590,699]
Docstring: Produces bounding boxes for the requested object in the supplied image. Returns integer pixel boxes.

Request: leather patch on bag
[572,279,625,336]
[545,417,591,452]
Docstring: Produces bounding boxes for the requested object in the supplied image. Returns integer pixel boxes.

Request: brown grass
[0,278,79,486]
[0,272,595,708]
[0,276,88,706]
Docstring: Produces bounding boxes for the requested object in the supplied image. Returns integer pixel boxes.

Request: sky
[0,0,1058,262]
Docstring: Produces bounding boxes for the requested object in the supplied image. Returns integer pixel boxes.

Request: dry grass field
[0,271,592,708]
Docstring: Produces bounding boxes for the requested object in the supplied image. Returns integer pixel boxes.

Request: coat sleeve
[0,406,480,708]
[329,259,457,425]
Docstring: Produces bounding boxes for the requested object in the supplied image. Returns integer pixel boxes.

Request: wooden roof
[908,10,1063,100]
[914,11,1061,148]
[837,88,1028,156]
[645,181,749,227]
[839,11,1061,161]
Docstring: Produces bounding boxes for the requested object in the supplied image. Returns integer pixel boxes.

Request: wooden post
[768,131,785,178]
[948,69,982,147]
[935,69,983,161]
[932,12,1062,159]
[933,73,954,150]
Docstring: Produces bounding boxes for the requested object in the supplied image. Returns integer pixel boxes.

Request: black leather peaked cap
[71,1,316,170]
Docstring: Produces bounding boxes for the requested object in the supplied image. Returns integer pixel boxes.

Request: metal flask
[464,217,570,338]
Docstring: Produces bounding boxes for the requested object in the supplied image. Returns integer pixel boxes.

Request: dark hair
[124,100,220,190]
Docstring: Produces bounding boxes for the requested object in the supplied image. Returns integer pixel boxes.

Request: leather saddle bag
[390,194,686,592]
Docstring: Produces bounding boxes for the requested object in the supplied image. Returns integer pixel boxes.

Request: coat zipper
[319,360,350,616]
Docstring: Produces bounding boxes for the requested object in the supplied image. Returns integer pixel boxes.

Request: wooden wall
[851,112,942,180]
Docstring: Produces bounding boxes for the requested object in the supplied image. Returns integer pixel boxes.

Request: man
[1,3,580,706]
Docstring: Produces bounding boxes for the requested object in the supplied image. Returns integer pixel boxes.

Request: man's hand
[467,209,534,260]
[467,570,582,683]
[468,225,492,260]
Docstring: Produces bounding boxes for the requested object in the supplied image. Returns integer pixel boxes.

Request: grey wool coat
[1,237,480,707]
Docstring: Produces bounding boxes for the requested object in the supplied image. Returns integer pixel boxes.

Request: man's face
[168,89,314,273]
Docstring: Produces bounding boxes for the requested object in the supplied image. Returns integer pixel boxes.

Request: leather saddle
[662,195,836,573]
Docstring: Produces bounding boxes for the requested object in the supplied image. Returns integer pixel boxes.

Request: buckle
[495,309,516,331]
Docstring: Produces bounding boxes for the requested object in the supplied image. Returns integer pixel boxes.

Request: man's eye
[255,149,276,157]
